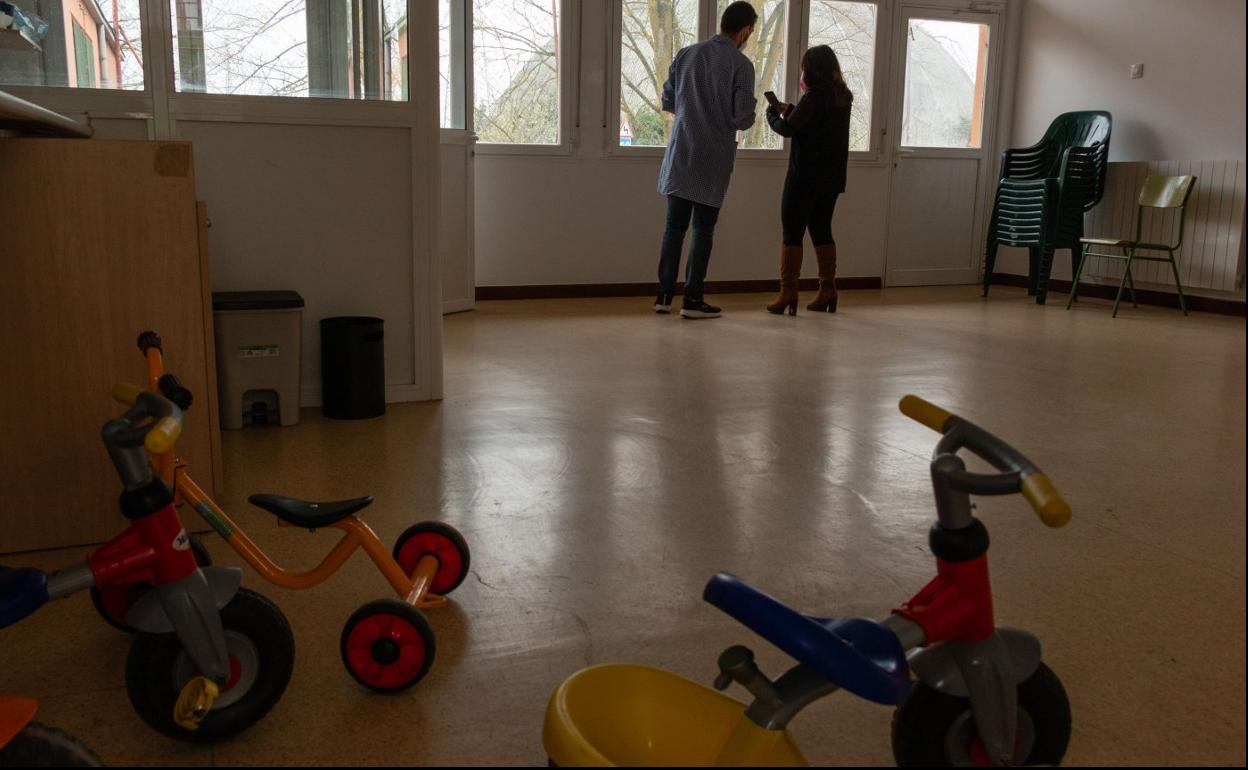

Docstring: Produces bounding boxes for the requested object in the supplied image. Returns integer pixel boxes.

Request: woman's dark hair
[801,45,853,108]
[720,2,758,34]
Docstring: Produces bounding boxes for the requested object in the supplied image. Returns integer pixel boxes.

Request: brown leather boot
[766,245,803,315]
[807,243,838,312]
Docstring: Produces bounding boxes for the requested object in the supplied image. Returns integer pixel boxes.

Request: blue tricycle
[544,395,1074,767]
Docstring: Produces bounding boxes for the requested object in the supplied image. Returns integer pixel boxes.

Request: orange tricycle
[92,330,471,694]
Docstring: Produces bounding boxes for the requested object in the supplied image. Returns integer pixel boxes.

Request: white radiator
[1081,160,1246,292]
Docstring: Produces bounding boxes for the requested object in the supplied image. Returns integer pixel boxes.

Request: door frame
[881,1,1006,287]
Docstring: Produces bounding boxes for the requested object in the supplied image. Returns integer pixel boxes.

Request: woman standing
[764,45,852,314]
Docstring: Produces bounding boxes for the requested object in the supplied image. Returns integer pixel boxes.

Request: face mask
[800,73,809,93]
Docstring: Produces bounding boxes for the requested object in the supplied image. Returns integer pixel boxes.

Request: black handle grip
[137,331,162,355]
[158,373,194,411]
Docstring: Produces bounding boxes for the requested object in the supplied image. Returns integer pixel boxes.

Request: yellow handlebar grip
[1021,473,1072,528]
[113,382,145,406]
[146,416,183,454]
[899,394,954,433]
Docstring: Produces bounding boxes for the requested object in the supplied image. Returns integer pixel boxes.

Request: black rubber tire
[392,521,471,596]
[0,723,102,767]
[340,599,436,693]
[891,662,1071,767]
[124,588,294,743]
[90,534,213,633]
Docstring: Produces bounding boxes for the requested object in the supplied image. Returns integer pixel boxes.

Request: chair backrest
[1059,140,1112,213]
[1139,174,1197,209]
[1133,175,1198,250]
[1041,111,1112,151]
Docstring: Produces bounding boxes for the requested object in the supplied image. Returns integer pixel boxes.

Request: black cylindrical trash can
[320,316,385,420]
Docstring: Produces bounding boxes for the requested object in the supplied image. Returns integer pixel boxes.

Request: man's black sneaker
[680,300,722,319]
[654,292,674,313]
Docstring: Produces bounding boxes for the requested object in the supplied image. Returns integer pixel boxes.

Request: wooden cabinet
[0,138,221,553]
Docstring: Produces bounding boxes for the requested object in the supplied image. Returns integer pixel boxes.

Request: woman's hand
[780,102,794,117]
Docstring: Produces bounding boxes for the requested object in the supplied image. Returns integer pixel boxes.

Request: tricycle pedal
[172,676,219,730]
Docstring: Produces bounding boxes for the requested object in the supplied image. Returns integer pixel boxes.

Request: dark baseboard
[476,276,882,301]
[988,273,1245,317]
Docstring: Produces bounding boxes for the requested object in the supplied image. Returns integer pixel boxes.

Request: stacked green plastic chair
[983,111,1112,304]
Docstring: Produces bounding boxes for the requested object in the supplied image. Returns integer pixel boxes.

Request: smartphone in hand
[764,91,783,110]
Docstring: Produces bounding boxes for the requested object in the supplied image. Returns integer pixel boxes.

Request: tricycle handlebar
[899,395,1070,528]
[111,382,183,454]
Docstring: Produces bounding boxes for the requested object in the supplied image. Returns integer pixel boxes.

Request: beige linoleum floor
[3,286,1245,766]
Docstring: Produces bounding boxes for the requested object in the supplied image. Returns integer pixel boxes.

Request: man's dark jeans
[657,195,721,303]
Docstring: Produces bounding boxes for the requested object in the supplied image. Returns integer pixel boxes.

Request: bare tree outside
[473,0,561,144]
[618,0,697,146]
[166,0,405,99]
[718,0,785,150]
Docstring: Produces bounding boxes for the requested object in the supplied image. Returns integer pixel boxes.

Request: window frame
[471,0,581,157]
[0,0,156,117]
[438,0,470,132]
[162,0,421,126]
[1,1,430,132]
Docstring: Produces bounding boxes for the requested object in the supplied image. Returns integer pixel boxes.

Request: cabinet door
[0,139,218,553]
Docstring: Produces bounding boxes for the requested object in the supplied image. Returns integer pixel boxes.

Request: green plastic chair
[1067,174,1197,317]
[983,111,1113,305]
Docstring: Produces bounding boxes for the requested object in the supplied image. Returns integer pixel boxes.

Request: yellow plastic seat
[542,665,807,767]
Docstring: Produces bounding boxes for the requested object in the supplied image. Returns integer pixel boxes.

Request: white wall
[179,120,421,401]
[1011,0,1246,161]
[474,1,891,288]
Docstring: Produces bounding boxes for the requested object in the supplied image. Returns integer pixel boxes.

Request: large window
[473,0,562,145]
[614,0,891,155]
[0,0,143,90]
[168,0,407,100]
[617,0,698,148]
[807,0,876,152]
[719,0,785,150]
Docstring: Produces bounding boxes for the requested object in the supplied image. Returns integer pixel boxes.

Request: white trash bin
[212,291,304,429]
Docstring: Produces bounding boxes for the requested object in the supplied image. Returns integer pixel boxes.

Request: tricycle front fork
[43,505,238,690]
[894,553,1038,765]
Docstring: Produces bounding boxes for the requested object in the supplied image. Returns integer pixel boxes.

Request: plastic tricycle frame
[140,339,448,613]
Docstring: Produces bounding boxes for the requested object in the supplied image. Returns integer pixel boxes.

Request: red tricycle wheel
[392,522,471,596]
[340,599,436,693]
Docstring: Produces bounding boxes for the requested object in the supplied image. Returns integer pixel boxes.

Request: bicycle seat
[248,494,374,529]
[703,572,911,705]
[0,566,48,629]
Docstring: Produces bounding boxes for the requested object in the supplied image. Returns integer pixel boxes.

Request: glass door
[884,6,1000,286]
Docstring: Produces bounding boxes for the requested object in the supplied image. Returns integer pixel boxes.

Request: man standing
[654,1,758,320]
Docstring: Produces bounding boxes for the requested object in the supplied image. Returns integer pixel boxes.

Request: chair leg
[983,236,999,298]
[1035,244,1056,305]
[1066,247,1090,310]
[1112,255,1134,318]
[1126,267,1138,308]
[1167,250,1189,316]
[1027,247,1039,296]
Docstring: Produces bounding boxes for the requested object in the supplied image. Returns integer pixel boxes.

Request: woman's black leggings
[781,176,839,247]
